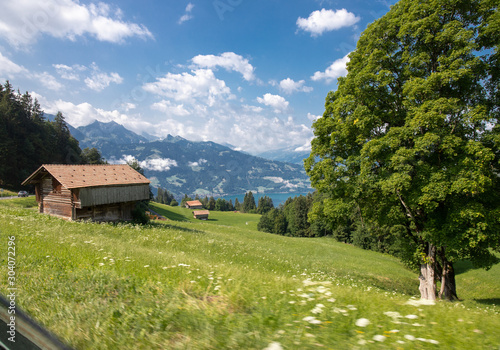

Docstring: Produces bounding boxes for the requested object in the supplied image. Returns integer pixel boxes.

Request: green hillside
[0,198,499,349]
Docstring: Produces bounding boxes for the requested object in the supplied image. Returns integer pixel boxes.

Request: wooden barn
[193,210,210,220]
[22,164,150,222]
[185,200,203,209]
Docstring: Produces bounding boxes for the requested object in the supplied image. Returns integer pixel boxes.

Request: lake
[217,191,313,208]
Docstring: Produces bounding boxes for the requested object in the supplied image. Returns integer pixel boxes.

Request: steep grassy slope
[0,198,498,349]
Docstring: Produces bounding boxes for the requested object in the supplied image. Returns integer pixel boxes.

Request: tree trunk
[437,249,458,301]
[419,244,437,300]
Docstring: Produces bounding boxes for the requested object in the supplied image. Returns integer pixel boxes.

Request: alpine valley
[68,119,311,198]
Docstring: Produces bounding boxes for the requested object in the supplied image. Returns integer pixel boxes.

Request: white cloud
[53,63,87,81]
[143,69,233,106]
[31,92,148,131]
[84,63,123,91]
[279,78,313,94]
[307,112,321,122]
[243,104,264,113]
[151,100,190,116]
[191,52,256,81]
[178,3,195,24]
[188,158,208,167]
[264,176,284,184]
[140,158,178,172]
[33,71,63,91]
[257,93,289,113]
[123,102,136,112]
[297,8,360,36]
[114,155,178,172]
[0,52,64,90]
[294,140,313,152]
[311,54,350,83]
[0,0,153,47]
[0,52,28,78]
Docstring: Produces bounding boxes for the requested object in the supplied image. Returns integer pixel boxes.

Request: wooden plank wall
[41,178,73,218]
[75,202,135,222]
[79,185,150,207]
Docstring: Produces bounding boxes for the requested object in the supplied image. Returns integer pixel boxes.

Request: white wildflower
[404,335,416,341]
[384,311,401,318]
[302,316,321,324]
[263,341,283,350]
[355,318,370,327]
[405,314,418,319]
[316,286,328,293]
[144,265,150,268]
[373,335,385,342]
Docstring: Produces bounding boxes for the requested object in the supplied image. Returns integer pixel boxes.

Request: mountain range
[56,117,311,198]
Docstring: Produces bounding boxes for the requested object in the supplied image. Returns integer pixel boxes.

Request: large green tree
[306,0,500,300]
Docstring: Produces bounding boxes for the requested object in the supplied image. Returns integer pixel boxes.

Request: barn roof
[22,164,150,189]
[186,200,203,207]
[193,210,210,216]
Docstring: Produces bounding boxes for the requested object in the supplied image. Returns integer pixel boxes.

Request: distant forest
[0,81,104,189]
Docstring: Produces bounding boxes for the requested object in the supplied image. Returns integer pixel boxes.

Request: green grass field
[0,189,17,197]
[0,198,499,349]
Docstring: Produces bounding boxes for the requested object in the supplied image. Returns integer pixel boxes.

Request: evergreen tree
[242,191,256,213]
[234,198,241,211]
[0,81,84,189]
[257,196,274,214]
[208,196,216,210]
[201,196,209,209]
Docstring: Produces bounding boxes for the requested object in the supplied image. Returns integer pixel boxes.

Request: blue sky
[0,0,396,154]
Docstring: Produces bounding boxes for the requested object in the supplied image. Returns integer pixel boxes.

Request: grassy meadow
[0,189,17,197]
[0,198,499,349]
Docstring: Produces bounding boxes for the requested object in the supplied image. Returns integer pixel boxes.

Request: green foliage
[131,201,150,225]
[234,197,241,211]
[257,194,315,237]
[155,187,176,205]
[214,198,234,211]
[242,191,256,213]
[80,147,107,164]
[306,0,500,298]
[207,196,215,210]
[180,194,193,208]
[0,81,83,189]
[256,195,274,214]
[126,157,145,176]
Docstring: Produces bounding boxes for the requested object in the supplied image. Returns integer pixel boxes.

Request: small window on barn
[52,178,62,194]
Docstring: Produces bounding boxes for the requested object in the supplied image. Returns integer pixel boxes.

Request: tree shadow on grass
[149,221,205,234]
[473,298,500,306]
[149,206,188,222]
[454,260,474,275]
